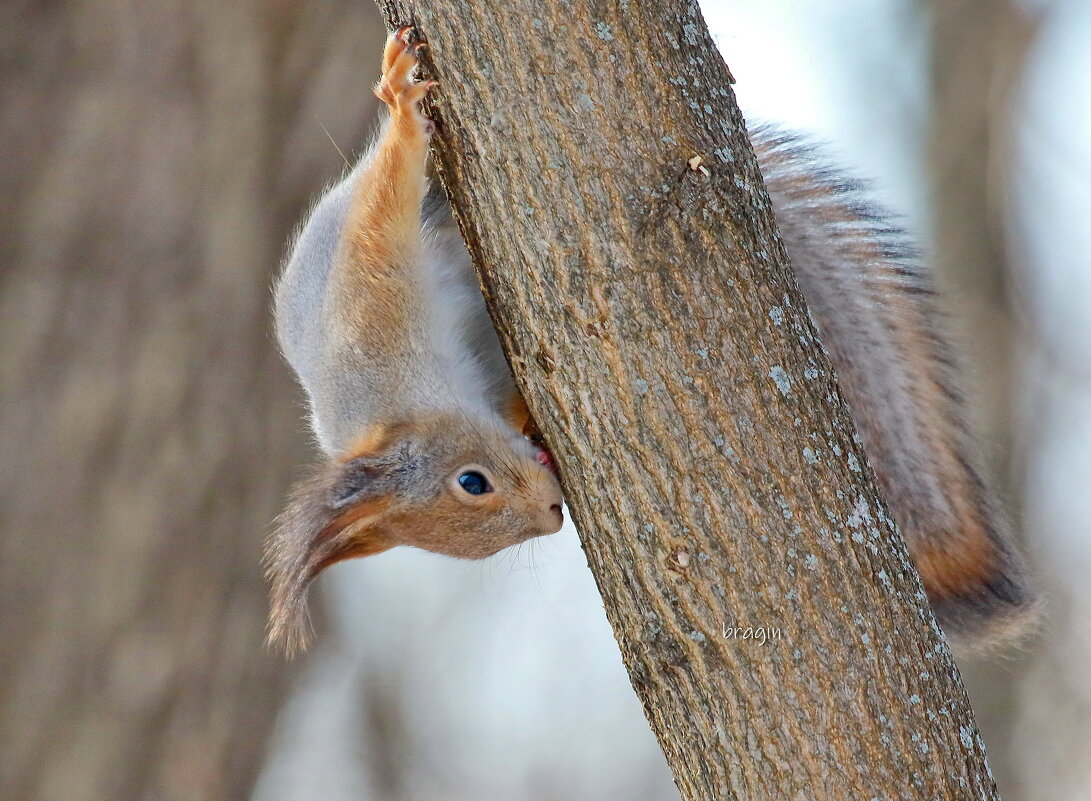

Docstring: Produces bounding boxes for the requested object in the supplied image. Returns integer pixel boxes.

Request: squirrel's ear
[330,458,385,508]
[264,450,405,655]
[330,437,421,508]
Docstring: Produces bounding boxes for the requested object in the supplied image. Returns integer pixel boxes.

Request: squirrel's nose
[538,502,564,534]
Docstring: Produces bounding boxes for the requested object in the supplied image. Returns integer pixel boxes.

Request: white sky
[701,0,929,218]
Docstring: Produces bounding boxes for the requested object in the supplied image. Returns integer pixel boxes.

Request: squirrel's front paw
[375,26,436,134]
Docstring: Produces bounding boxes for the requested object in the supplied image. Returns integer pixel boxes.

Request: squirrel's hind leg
[325,28,437,349]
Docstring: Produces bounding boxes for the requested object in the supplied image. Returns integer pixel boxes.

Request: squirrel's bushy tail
[920,520,1039,652]
[752,124,1038,650]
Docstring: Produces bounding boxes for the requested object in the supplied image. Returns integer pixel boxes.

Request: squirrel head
[264,412,564,653]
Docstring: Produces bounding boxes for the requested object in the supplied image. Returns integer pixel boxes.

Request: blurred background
[2,0,1089,799]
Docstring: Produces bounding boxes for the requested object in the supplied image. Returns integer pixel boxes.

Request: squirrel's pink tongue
[535,447,557,473]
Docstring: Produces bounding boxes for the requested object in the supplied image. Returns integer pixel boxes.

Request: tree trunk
[374,1,999,798]
[0,2,383,799]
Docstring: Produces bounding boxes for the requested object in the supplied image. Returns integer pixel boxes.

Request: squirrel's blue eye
[458,470,492,495]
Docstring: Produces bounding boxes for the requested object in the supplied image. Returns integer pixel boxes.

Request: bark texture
[374,1,999,799]
[0,2,384,799]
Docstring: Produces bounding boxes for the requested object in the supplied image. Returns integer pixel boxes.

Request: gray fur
[750,124,1034,644]
[275,127,511,456]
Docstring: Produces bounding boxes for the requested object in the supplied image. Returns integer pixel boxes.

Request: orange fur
[329,34,435,348]
[310,499,395,576]
[913,525,995,601]
[504,392,535,437]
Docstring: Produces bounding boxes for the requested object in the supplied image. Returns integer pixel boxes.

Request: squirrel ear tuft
[264,458,395,656]
[330,459,385,508]
[331,423,427,505]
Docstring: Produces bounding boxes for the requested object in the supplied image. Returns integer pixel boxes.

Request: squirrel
[265,27,1037,655]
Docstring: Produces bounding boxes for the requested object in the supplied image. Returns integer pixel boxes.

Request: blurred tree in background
[925,0,1039,797]
[927,0,1035,485]
[0,2,383,798]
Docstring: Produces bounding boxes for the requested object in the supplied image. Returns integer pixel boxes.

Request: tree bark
[374,1,1000,798]
[0,2,384,799]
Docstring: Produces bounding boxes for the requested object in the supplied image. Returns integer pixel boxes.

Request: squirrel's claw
[375,27,436,133]
[381,26,412,73]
